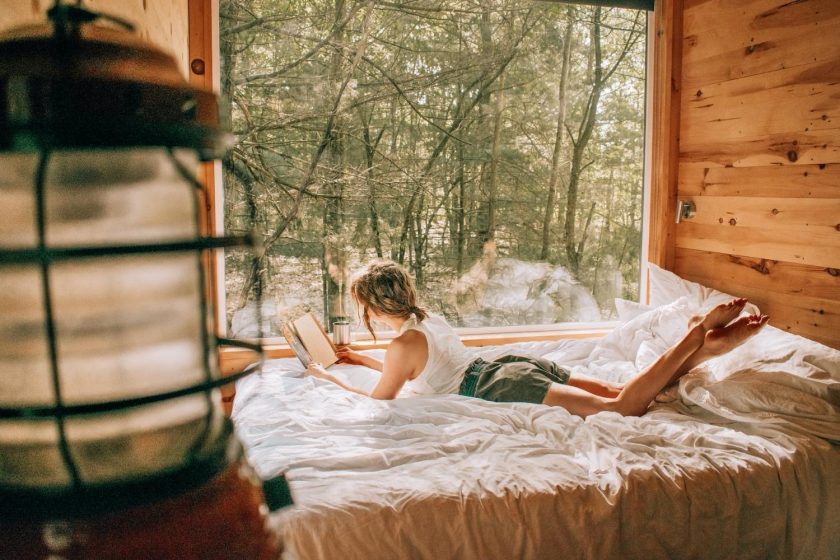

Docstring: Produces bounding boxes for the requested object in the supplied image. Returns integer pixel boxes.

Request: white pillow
[614,298,653,323]
[600,296,696,364]
[648,264,760,315]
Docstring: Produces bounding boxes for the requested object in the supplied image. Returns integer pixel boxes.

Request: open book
[282,312,339,368]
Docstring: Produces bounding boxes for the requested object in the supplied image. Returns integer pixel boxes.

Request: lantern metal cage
[0,2,270,520]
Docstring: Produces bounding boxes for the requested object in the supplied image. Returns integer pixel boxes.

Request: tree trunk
[456,140,467,275]
[562,7,642,277]
[483,71,505,244]
[564,7,603,276]
[394,4,534,266]
[454,23,467,275]
[592,167,615,294]
[540,7,574,261]
[359,106,385,258]
[476,5,494,246]
[412,204,425,288]
[388,99,403,262]
[322,0,348,326]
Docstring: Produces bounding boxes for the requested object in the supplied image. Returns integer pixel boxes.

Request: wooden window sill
[218,325,613,377]
[217,326,613,415]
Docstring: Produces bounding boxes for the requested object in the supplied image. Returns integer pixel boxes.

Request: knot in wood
[191,58,206,76]
[728,218,737,226]
[787,151,798,162]
[749,258,770,275]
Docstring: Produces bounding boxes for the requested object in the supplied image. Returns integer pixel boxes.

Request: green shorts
[458,355,571,404]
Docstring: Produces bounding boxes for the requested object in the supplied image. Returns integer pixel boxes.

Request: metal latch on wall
[675,200,696,223]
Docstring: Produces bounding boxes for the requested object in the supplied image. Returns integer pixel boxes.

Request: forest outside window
[219,0,648,339]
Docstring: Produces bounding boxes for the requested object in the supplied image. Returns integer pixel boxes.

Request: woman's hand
[305,362,330,379]
[303,361,373,398]
[336,348,367,366]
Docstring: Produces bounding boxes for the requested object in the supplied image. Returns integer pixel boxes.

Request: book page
[282,322,312,367]
[293,312,338,367]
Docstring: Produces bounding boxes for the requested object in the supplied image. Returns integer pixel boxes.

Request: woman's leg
[543,322,706,417]
[567,374,622,398]
[543,300,767,418]
[565,299,747,402]
[666,309,769,386]
[658,298,745,385]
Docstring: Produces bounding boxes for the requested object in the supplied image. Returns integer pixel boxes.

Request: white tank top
[401,313,476,396]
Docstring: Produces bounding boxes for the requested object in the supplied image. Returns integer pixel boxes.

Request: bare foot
[688,298,748,332]
[701,314,769,357]
[667,312,769,384]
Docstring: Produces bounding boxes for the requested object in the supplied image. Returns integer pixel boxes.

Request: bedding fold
[234,308,840,560]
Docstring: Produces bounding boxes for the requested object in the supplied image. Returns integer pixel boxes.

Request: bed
[232,268,840,560]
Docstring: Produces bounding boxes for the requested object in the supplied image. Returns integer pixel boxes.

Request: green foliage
[221,0,646,329]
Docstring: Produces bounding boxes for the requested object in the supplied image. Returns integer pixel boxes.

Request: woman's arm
[335,348,383,372]
[305,363,373,397]
[306,331,427,400]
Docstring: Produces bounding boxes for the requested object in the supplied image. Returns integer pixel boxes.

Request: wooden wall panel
[188,0,226,336]
[680,59,840,167]
[684,196,840,230]
[679,164,840,198]
[682,0,840,89]
[675,0,840,349]
[647,0,684,272]
[675,222,838,269]
[674,249,840,348]
[676,249,840,301]
[0,0,189,78]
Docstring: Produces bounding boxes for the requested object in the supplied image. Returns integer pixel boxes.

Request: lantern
[0,3,284,558]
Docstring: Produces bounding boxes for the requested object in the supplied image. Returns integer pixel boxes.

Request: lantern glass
[0,153,38,247]
[0,148,224,489]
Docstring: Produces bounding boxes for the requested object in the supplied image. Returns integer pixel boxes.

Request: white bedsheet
[234,303,840,560]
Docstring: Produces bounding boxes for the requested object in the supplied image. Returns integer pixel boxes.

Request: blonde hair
[350,260,428,339]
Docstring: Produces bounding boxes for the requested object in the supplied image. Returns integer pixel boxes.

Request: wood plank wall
[0,0,189,78]
[674,0,840,349]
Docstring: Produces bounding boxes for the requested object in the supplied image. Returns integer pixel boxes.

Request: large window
[219,0,647,338]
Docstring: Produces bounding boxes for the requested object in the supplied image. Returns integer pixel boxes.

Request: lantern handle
[47,1,136,36]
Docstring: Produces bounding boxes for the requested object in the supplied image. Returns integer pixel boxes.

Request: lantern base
[0,458,282,560]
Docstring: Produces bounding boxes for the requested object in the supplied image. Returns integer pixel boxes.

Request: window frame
[188,0,681,365]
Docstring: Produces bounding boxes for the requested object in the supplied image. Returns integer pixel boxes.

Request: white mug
[332,321,351,346]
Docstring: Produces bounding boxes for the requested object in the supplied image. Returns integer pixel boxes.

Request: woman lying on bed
[305,260,769,418]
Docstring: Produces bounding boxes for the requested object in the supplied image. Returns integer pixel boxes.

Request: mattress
[233,295,840,560]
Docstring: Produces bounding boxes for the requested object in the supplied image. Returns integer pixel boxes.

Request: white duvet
[234,294,840,560]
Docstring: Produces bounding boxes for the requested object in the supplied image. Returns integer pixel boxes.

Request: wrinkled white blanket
[234,300,840,560]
